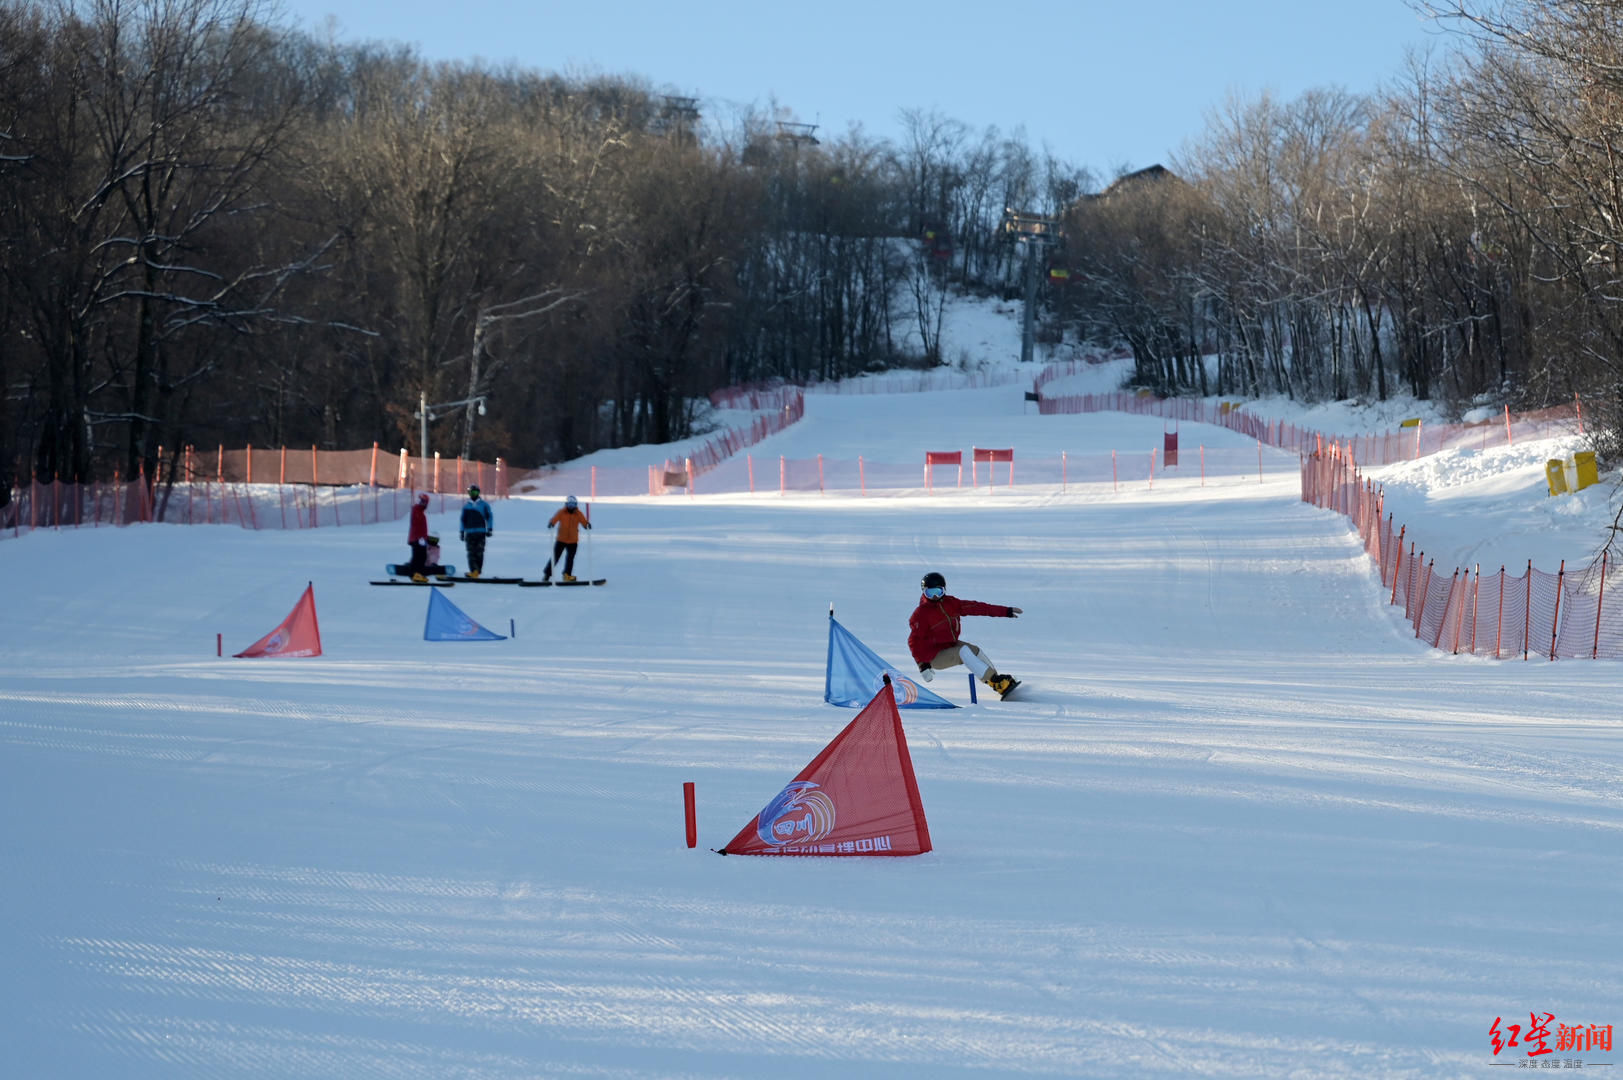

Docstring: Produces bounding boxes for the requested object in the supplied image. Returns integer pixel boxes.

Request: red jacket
[408,502,429,544]
[908,594,1015,665]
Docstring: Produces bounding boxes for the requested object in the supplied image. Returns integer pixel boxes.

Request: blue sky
[279,0,1448,178]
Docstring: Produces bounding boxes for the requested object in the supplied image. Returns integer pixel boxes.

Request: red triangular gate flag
[722,677,931,856]
[234,583,323,658]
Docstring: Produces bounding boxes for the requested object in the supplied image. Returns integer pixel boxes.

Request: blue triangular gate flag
[825,613,955,709]
[424,588,506,641]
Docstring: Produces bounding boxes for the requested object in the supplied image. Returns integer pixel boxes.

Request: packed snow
[5,312,1623,1078]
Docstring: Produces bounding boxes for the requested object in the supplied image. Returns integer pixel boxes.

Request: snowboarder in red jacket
[908,571,1022,696]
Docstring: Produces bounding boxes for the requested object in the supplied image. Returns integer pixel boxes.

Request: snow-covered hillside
[4,366,1621,1078]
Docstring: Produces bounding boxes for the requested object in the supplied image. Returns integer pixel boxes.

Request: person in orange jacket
[544,494,592,582]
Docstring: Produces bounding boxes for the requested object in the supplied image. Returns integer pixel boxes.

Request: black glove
[1007,607,1023,617]
[584,522,592,529]
[918,662,930,673]
[459,532,465,541]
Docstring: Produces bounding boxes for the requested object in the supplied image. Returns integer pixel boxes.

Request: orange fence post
[1495,565,1505,659]
[1576,392,1584,435]
[369,443,379,487]
[1549,560,1565,660]
[433,451,440,492]
[1389,527,1406,606]
[1504,404,1513,446]
[246,445,253,485]
[1523,559,1533,660]
[216,445,223,483]
[309,445,317,487]
[1595,551,1608,659]
[1470,564,1481,655]
[1414,559,1433,638]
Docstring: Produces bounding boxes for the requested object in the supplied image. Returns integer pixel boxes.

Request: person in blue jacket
[459,484,494,578]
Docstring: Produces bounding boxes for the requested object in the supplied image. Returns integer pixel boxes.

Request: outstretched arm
[956,599,1021,618]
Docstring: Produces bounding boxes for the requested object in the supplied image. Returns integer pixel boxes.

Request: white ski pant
[928,642,997,683]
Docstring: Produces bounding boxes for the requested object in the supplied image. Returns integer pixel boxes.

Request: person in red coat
[405,492,432,580]
[908,571,1022,694]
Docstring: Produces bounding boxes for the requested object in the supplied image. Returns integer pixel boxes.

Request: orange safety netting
[1302,446,1619,660]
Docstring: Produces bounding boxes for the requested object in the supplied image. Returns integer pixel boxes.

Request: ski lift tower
[1001,208,1063,364]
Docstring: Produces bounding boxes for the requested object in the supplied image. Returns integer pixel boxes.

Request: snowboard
[997,677,1022,700]
[370,579,453,587]
[385,563,456,577]
[519,578,607,588]
[454,575,527,584]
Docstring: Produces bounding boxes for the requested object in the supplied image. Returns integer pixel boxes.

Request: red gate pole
[1595,551,1608,659]
[683,782,696,849]
[1549,559,1565,660]
[1523,559,1533,660]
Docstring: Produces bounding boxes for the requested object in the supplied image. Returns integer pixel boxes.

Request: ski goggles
[923,586,945,599]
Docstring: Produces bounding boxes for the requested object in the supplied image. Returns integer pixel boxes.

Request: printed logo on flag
[878,670,919,704]
[263,632,284,654]
[757,781,837,846]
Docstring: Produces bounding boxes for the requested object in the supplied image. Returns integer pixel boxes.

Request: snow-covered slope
[4,372,1621,1079]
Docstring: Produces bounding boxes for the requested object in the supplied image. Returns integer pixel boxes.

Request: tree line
[1062,1,1623,461]
[0,0,1088,495]
[5,0,1622,501]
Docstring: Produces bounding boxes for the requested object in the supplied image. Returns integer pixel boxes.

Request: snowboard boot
[563,573,577,582]
[468,570,481,579]
[411,573,427,583]
[990,674,1016,697]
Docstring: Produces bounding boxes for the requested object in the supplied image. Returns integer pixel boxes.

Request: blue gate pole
[968,672,977,704]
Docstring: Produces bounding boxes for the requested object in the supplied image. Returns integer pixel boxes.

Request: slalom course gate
[423,589,507,641]
[826,610,955,709]
[972,448,1013,488]
[721,677,932,856]
[924,451,962,492]
[234,583,323,658]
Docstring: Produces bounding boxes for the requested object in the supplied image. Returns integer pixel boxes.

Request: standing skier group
[401,488,592,583]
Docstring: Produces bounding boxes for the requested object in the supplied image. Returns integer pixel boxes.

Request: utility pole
[1001,208,1063,364]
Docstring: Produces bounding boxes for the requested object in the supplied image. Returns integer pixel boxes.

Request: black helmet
[921,571,946,591]
[467,484,481,498]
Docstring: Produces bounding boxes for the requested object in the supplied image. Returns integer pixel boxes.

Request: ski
[370,579,454,587]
